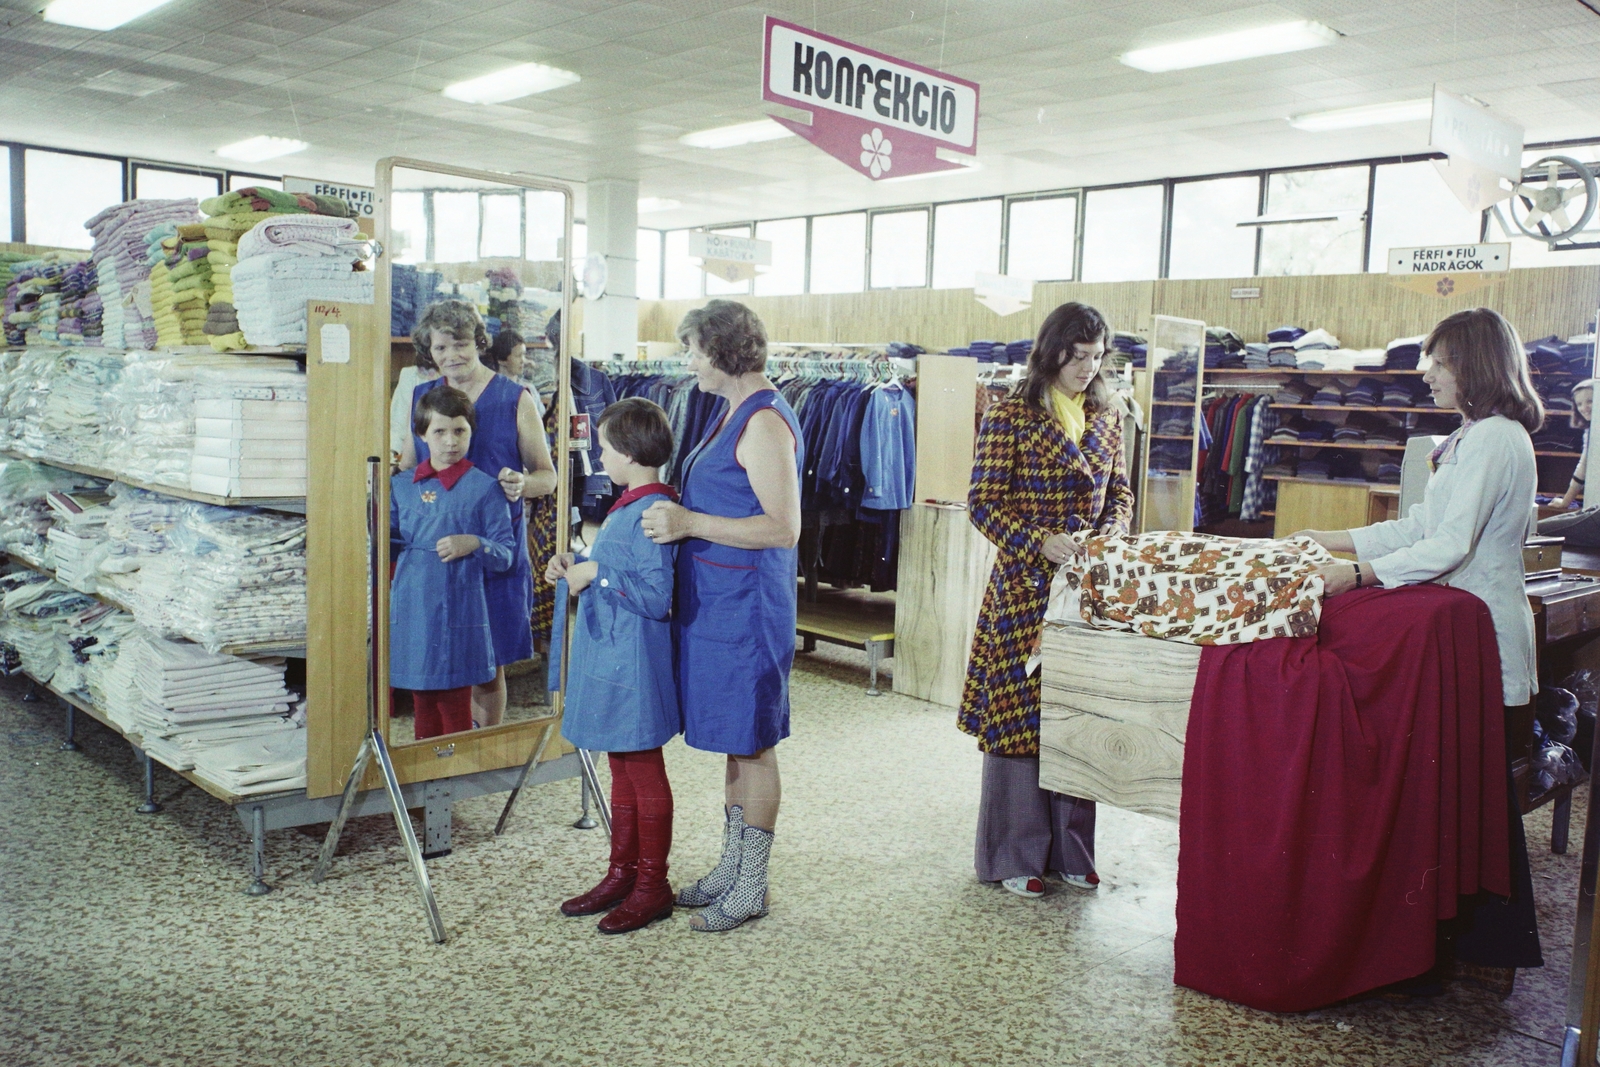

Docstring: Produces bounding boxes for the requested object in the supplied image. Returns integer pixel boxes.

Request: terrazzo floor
[0,646,1585,1067]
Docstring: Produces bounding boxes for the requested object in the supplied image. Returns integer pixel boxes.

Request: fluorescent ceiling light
[43,0,178,30]
[216,136,309,163]
[1237,209,1364,227]
[679,120,794,150]
[443,63,580,105]
[81,69,178,98]
[1120,20,1338,73]
[1289,98,1433,131]
[637,197,682,213]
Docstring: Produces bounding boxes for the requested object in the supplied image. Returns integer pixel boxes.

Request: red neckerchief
[412,457,474,490]
[608,482,678,515]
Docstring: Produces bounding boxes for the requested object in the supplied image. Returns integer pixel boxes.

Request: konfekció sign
[761,16,979,181]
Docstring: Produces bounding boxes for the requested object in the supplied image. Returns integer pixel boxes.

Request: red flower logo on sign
[761,17,979,181]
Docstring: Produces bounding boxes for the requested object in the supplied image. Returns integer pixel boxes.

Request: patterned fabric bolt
[1047,531,1335,644]
[959,396,1135,756]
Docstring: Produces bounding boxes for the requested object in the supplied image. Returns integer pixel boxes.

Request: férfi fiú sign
[284,176,375,218]
[762,16,979,180]
[1387,243,1510,275]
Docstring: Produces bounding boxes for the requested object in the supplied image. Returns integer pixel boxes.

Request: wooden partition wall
[635,266,1600,350]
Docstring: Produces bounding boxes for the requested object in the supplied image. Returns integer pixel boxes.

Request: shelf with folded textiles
[1266,440,1407,451]
[0,450,305,513]
[1263,475,1402,493]
[0,551,307,660]
[1151,400,1197,407]
[1150,434,1194,440]
[1269,404,1452,415]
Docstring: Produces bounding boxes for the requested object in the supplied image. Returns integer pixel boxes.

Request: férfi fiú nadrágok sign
[762,17,978,180]
[1386,242,1511,298]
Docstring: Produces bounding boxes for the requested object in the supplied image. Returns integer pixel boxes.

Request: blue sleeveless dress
[412,373,534,665]
[674,389,805,754]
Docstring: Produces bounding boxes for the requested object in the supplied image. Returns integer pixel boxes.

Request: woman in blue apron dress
[401,300,557,728]
[640,300,802,933]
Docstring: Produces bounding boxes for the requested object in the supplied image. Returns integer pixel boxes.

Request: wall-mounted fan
[1505,155,1598,245]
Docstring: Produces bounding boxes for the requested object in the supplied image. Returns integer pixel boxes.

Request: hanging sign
[688,231,771,283]
[973,271,1033,317]
[762,16,979,181]
[1429,89,1523,182]
[1386,242,1511,297]
[283,176,376,218]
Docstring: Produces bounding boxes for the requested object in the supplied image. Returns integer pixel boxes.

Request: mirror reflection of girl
[391,388,516,739]
[402,301,557,728]
[1555,379,1594,510]
[546,399,681,933]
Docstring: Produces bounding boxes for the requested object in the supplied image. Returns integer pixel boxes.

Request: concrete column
[581,178,638,362]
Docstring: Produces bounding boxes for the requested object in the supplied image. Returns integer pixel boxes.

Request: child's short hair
[413,299,489,371]
[597,397,674,469]
[414,385,477,438]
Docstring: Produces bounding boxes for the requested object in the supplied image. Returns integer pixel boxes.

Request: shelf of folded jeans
[2,551,308,659]
[1264,439,1406,450]
[1269,403,1449,414]
[0,450,305,512]
[1263,475,1402,493]
[1150,434,1193,440]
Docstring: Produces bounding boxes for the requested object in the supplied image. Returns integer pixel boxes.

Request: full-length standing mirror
[374,159,573,752]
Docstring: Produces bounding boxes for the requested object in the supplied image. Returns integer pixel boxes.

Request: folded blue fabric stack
[1311,383,1345,406]
[1385,336,1424,370]
[1244,343,1270,369]
[1267,325,1307,343]
[1005,339,1032,365]
[947,346,971,358]
[887,341,924,360]
[391,263,443,338]
[1381,380,1421,407]
[1344,378,1383,407]
[968,340,998,363]
[1376,461,1403,482]
[1203,327,1246,368]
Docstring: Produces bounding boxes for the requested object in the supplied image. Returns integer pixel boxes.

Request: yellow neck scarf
[1049,388,1086,445]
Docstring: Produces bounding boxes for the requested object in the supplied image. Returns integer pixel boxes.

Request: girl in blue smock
[401,300,557,729]
[548,398,681,935]
[640,300,803,933]
[391,387,516,739]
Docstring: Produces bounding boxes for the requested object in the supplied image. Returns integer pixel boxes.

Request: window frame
[1000,191,1081,282]
[129,160,223,201]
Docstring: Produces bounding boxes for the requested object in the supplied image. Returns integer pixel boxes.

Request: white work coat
[1349,414,1538,707]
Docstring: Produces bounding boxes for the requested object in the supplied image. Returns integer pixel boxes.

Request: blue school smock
[674,389,805,755]
[413,373,534,665]
[389,462,515,692]
[560,487,681,753]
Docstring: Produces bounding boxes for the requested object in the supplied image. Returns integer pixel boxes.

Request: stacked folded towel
[189,358,308,499]
[149,223,217,346]
[233,215,373,347]
[85,199,200,350]
[5,252,90,347]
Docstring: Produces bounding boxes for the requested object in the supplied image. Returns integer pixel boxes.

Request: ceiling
[0,0,1595,228]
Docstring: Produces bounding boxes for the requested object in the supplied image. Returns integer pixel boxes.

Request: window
[133,165,221,202]
[1168,176,1260,279]
[754,217,806,296]
[705,224,752,296]
[809,212,866,293]
[569,222,587,263]
[663,229,700,299]
[525,190,565,261]
[390,191,426,263]
[228,173,280,192]
[1498,144,1600,269]
[24,149,121,250]
[1366,161,1484,272]
[1005,196,1076,281]
[431,191,478,262]
[870,208,929,289]
[0,157,10,243]
[931,199,1001,289]
[1081,184,1163,282]
[636,229,662,299]
[1258,166,1369,276]
[480,193,522,258]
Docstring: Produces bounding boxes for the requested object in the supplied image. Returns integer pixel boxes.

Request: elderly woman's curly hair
[676,299,767,376]
[413,299,489,372]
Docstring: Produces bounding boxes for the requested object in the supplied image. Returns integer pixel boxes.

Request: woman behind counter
[1300,306,1544,985]
[960,302,1135,900]
[640,299,803,933]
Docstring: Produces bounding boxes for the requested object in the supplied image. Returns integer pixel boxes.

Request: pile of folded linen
[42,484,112,593]
[93,483,186,605]
[0,571,101,685]
[85,198,201,350]
[35,349,125,468]
[190,359,307,498]
[54,260,103,347]
[233,214,373,347]
[134,503,305,652]
[5,252,90,347]
[101,628,302,791]
[4,347,69,457]
[150,223,215,347]
[0,460,101,567]
[105,350,198,488]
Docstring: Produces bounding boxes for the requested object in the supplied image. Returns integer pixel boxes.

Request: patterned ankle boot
[675,804,744,908]
[691,824,773,933]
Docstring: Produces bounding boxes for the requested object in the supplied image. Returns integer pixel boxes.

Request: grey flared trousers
[975,752,1096,882]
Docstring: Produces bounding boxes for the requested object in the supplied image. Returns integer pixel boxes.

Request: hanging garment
[1045,531,1335,645]
[859,383,916,511]
[1175,585,1512,1011]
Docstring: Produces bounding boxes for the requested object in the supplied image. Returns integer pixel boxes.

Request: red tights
[609,749,673,820]
[412,687,473,739]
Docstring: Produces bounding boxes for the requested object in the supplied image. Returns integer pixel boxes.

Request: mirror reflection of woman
[486,328,526,382]
[1555,379,1594,510]
[400,300,557,727]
